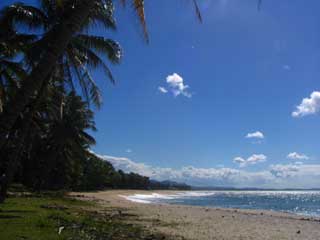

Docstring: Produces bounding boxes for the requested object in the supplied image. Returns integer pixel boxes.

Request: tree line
[14,147,190,191]
[0,0,196,203]
[0,0,123,202]
[0,0,265,202]
[0,0,204,202]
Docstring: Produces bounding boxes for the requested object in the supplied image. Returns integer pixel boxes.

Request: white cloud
[247,154,267,163]
[287,152,309,160]
[158,86,168,94]
[269,163,300,178]
[94,152,320,189]
[163,73,192,98]
[233,157,246,164]
[126,149,132,153]
[234,154,267,168]
[292,91,320,117]
[245,131,265,139]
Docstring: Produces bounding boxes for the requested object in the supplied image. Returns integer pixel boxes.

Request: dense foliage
[0,0,124,201]
[0,0,197,202]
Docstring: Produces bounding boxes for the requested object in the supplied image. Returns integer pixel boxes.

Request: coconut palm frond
[0,3,47,30]
[1,60,27,80]
[74,44,115,84]
[75,34,122,64]
[192,0,202,23]
[67,51,103,108]
[88,0,116,30]
[63,58,76,92]
[132,0,149,42]
[81,67,103,109]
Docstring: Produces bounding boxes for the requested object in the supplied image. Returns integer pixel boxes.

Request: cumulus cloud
[287,152,309,160]
[160,73,192,98]
[270,163,300,178]
[94,152,320,189]
[233,157,246,164]
[234,154,267,167]
[158,86,168,94]
[245,131,264,139]
[292,91,320,117]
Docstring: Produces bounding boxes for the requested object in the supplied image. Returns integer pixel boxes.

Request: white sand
[72,190,320,240]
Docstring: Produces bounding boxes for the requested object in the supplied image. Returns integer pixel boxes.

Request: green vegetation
[0,194,168,240]
[0,0,194,203]
[0,0,122,202]
[16,151,156,192]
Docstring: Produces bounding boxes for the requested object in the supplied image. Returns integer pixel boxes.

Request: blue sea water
[124,191,320,217]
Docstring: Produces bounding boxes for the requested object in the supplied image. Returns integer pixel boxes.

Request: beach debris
[58,226,64,235]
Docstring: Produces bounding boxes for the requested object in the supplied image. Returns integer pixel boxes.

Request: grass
[0,193,168,240]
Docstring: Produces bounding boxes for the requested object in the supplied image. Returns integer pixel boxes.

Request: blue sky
[3,0,320,187]
[91,0,320,188]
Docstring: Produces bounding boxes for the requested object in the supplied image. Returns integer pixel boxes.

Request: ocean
[124,191,320,217]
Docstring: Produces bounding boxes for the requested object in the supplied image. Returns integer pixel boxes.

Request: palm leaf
[192,0,202,23]
[63,58,76,92]
[121,0,203,42]
[67,51,102,108]
[0,60,27,80]
[0,3,47,30]
[87,0,116,30]
[74,45,115,84]
[75,34,122,64]
[81,67,103,109]
[132,0,149,43]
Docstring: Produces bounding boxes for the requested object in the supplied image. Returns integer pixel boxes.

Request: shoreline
[72,190,320,240]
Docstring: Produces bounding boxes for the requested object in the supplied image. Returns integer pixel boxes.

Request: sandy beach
[73,190,320,240]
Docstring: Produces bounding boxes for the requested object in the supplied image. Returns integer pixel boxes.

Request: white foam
[120,190,320,204]
[120,191,217,204]
[120,195,152,204]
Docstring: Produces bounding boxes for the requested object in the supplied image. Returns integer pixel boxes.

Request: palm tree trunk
[0,0,94,150]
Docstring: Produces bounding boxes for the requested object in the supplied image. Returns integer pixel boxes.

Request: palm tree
[0,83,97,199]
[0,0,204,202]
[0,23,36,112]
[1,1,121,107]
[0,0,103,148]
[25,91,97,190]
[0,0,203,145]
[0,1,122,200]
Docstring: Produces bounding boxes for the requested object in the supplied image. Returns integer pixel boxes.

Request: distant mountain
[150,180,191,190]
